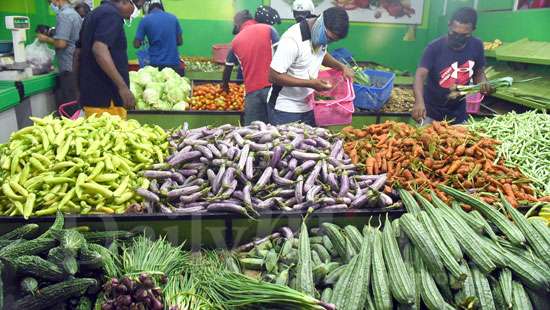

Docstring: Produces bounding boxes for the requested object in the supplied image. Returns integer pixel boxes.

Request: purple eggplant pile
[136,122,391,216]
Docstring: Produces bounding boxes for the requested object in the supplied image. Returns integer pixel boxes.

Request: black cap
[255,5,281,25]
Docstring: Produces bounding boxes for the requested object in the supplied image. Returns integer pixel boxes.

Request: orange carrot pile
[342,121,547,208]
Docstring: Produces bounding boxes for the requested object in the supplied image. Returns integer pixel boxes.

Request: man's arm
[133,39,142,49]
[322,53,354,79]
[176,21,183,46]
[222,49,238,92]
[73,47,81,99]
[412,67,428,121]
[134,19,145,49]
[37,34,68,49]
[92,41,134,108]
[269,69,331,91]
[473,67,494,94]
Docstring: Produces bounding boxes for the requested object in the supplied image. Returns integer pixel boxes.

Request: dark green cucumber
[13,278,97,310]
[78,246,103,269]
[0,224,39,240]
[0,238,56,259]
[11,255,66,281]
[38,211,64,240]
[82,231,134,244]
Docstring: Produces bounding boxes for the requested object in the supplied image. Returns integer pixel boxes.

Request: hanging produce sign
[271,0,424,25]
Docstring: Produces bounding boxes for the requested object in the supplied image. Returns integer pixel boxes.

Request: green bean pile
[0,114,168,218]
[468,111,550,195]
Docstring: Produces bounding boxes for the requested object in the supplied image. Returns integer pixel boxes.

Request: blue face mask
[50,3,60,14]
[311,15,329,47]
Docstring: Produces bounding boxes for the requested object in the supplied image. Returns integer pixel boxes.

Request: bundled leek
[448,77,514,99]
[164,251,335,310]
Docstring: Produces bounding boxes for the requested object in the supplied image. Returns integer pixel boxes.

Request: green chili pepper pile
[0,114,168,218]
[468,110,550,196]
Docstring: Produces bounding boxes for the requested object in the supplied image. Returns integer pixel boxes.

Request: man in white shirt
[268,7,354,126]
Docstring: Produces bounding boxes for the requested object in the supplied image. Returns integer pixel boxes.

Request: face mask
[448,32,469,50]
[293,11,309,23]
[311,15,328,47]
[50,3,60,14]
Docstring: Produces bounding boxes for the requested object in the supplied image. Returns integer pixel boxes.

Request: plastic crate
[307,69,355,127]
[330,48,353,64]
[466,93,484,114]
[212,44,230,64]
[353,69,395,111]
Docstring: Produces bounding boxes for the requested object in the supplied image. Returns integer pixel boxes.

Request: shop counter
[21,73,58,119]
[0,83,21,143]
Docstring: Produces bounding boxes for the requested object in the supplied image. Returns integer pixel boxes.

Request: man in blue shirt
[133,2,182,74]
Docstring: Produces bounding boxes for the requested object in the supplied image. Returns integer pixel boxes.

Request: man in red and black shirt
[412,7,494,125]
[222,7,280,125]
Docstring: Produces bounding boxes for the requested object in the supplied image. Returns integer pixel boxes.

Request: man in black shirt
[74,0,144,118]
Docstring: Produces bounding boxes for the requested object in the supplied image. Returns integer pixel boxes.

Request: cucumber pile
[236,189,550,310]
[0,212,133,310]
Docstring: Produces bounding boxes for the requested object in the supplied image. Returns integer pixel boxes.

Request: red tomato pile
[190,83,245,111]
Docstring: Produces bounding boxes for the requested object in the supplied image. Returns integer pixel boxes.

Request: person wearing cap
[267,7,354,126]
[293,0,316,23]
[133,1,183,74]
[222,7,281,125]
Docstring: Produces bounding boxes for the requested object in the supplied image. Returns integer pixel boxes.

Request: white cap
[292,0,315,12]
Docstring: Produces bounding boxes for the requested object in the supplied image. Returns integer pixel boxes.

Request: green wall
[436,1,550,43]
[1,0,548,74]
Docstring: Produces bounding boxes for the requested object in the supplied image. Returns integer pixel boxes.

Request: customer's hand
[37,33,49,43]
[479,82,495,95]
[311,79,333,92]
[119,86,135,110]
[342,65,355,81]
[222,83,230,94]
[412,98,426,122]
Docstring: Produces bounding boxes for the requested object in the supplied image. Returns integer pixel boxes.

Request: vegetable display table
[127,110,243,129]
[0,208,404,250]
